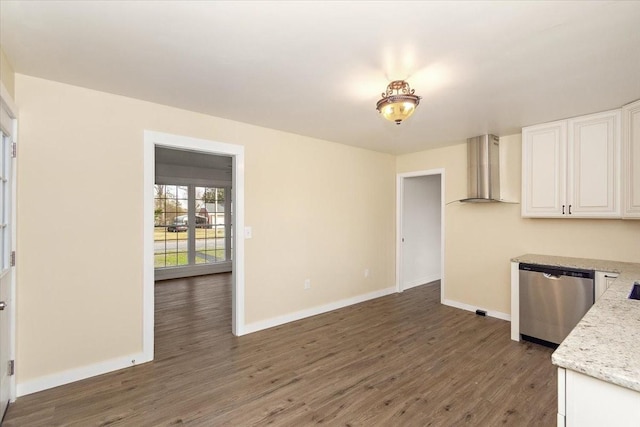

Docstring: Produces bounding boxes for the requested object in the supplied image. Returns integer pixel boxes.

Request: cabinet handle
[604,275,617,278]
[568,205,572,215]
[562,205,565,215]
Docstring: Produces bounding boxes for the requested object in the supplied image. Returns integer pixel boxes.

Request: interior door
[0,129,14,417]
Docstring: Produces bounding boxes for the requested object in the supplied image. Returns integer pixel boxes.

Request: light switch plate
[244,226,252,239]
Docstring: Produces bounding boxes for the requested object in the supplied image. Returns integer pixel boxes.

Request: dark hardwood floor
[4,275,556,426]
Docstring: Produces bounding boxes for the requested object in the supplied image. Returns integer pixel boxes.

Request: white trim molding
[396,169,446,305]
[244,286,396,334]
[16,352,146,397]
[442,298,511,322]
[154,261,232,281]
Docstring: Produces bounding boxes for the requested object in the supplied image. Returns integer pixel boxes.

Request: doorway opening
[143,131,246,364]
[396,169,445,302]
[154,147,233,280]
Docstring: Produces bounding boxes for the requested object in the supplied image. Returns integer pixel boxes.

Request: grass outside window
[154,249,226,268]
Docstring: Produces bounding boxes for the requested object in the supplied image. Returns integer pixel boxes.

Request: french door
[0,128,15,417]
[154,184,232,280]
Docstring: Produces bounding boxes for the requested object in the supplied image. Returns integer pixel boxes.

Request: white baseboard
[244,286,396,334]
[16,351,150,397]
[402,274,441,290]
[442,298,511,322]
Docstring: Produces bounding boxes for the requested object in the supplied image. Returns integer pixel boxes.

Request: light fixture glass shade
[376,80,421,125]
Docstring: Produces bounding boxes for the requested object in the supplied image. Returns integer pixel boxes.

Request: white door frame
[0,82,17,403]
[143,131,246,362]
[396,169,445,302]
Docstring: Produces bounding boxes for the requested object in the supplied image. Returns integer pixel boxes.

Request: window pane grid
[0,134,10,272]
[155,185,230,269]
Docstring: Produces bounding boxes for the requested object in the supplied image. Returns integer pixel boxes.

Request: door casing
[143,131,246,364]
[396,169,445,302]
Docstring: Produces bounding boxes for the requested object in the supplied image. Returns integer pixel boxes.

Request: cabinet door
[522,121,567,217]
[567,110,621,217]
[622,100,640,218]
[565,369,640,427]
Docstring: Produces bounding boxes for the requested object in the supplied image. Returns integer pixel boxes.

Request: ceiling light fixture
[376,80,421,125]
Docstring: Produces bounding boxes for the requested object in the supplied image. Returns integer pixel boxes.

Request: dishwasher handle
[519,263,595,279]
[543,273,561,280]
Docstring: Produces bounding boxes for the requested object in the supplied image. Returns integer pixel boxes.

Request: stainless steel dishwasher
[519,263,594,345]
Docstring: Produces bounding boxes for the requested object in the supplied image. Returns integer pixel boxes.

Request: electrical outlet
[304,279,311,290]
[364,268,370,278]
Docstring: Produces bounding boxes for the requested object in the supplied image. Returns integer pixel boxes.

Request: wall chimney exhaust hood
[461,134,501,203]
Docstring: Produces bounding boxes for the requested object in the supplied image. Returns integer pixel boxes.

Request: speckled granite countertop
[512,254,640,393]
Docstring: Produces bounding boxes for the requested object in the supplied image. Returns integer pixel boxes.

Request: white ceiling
[2,1,639,154]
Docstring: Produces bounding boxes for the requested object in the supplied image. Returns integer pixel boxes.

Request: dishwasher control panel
[519,263,594,279]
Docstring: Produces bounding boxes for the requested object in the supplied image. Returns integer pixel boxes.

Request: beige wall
[397,134,640,315]
[15,74,395,384]
[0,47,15,98]
[15,71,639,391]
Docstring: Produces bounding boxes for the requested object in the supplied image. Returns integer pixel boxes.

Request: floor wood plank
[3,275,556,426]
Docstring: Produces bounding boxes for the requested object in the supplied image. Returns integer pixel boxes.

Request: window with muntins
[0,133,9,272]
[154,184,230,269]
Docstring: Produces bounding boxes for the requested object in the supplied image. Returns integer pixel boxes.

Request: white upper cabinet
[521,120,567,216]
[567,111,621,217]
[522,110,621,218]
[622,99,640,218]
